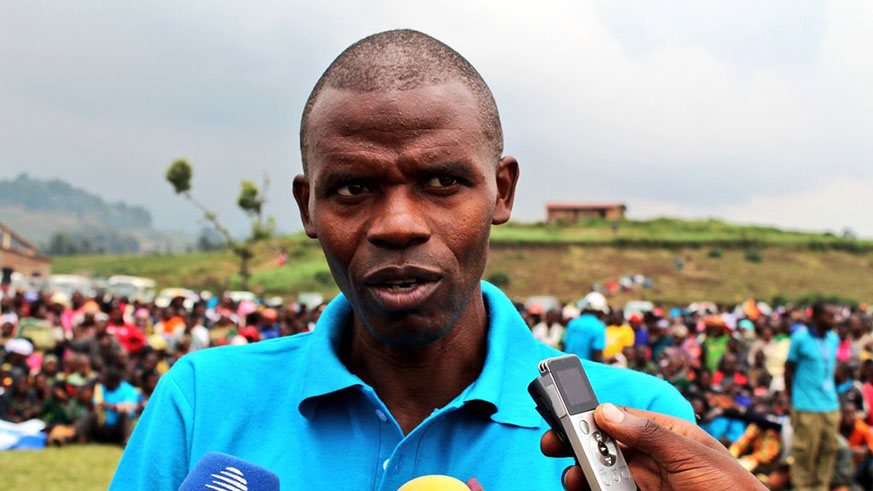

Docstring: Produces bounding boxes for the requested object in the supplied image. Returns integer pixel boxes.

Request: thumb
[593,403,688,458]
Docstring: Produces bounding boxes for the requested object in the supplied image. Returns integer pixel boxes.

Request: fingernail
[466,477,484,491]
[602,403,624,423]
[561,467,570,486]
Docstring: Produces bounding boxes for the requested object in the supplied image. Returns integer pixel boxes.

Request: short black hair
[812,301,830,317]
[299,29,503,173]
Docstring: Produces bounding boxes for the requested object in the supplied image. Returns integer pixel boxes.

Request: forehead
[305,82,490,171]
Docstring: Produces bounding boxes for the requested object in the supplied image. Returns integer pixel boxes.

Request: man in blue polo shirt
[785,302,841,491]
[111,30,758,490]
[563,292,608,362]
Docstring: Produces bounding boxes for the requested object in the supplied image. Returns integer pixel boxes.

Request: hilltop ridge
[0,174,190,253]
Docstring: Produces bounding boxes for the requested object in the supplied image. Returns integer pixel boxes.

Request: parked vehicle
[296,292,325,311]
[525,295,561,313]
[47,274,94,298]
[108,275,157,303]
[623,300,654,319]
[227,290,258,304]
[154,287,199,310]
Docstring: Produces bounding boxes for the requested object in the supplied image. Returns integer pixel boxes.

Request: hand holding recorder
[533,356,765,491]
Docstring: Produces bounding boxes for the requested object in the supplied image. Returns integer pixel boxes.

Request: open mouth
[381,279,422,292]
[363,266,443,311]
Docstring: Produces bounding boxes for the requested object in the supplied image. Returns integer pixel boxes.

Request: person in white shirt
[531,309,564,349]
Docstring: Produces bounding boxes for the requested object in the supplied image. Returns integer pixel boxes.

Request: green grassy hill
[51,219,873,305]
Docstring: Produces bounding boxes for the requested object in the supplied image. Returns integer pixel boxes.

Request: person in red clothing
[106,305,146,355]
[712,352,749,389]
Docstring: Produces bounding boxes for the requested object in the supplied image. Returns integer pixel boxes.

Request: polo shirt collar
[296,296,365,418]
[297,281,543,429]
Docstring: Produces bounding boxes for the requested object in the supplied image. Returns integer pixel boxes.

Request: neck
[344,289,489,435]
[811,324,829,338]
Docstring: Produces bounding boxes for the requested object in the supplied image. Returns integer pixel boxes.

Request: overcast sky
[1,0,871,237]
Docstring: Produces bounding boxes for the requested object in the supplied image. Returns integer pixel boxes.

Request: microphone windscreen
[178,452,280,491]
[397,475,470,491]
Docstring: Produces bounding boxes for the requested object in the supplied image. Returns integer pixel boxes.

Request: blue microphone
[178,452,280,491]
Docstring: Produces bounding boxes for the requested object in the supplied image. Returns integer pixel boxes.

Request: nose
[367,189,431,249]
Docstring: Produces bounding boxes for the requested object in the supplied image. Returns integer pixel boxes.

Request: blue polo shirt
[110,282,693,490]
[787,326,839,412]
[563,314,607,360]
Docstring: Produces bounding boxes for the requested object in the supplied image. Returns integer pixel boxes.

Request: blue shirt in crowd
[563,313,607,360]
[111,282,693,490]
[787,325,839,412]
[98,380,141,427]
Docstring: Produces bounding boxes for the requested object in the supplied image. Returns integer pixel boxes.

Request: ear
[492,156,519,225]
[292,175,317,238]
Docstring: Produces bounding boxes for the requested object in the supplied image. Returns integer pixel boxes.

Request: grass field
[51,218,873,305]
[491,218,873,251]
[0,444,122,490]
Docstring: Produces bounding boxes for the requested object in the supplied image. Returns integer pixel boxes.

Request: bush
[794,293,859,310]
[487,271,511,288]
[808,241,827,251]
[707,248,723,259]
[771,294,790,307]
[744,250,763,263]
[314,271,334,286]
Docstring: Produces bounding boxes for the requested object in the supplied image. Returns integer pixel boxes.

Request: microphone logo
[205,466,248,491]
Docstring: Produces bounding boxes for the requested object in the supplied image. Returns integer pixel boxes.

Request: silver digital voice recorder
[528,354,636,490]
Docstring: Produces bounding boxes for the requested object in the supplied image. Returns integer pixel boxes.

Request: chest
[796,335,837,363]
[188,397,568,491]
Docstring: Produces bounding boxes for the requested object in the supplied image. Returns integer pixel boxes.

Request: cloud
[632,174,873,236]
[0,1,870,237]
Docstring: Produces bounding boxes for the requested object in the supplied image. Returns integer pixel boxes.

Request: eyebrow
[414,160,479,180]
[315,169,373,192]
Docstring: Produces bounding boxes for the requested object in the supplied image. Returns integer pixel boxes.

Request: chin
[364,315,454,348]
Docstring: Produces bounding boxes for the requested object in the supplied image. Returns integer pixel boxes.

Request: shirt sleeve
[646,380,696,422]
[109,362,194,490]
[591,321,607,351]
[786,332,802,363]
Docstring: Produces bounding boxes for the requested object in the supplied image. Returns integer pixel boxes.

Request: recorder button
[592,430,603,442]
[612,471,621,482]
[603,453,617,467]
[579,420,590,434]
[598,442,610,455]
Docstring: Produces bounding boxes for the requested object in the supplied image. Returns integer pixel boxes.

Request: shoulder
[169,333,313,384]
[581,360,695,421]
[790,327,810,342]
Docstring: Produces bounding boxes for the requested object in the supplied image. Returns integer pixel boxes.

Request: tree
[165,159,275,289]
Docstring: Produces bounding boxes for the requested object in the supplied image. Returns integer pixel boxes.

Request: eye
[336,183,370,196]
[425,176,459,188]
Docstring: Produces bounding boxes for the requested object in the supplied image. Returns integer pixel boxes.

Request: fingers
[465,477,484,491]
[561,465,589,491]
[541,429,573,457]
[542,432,590,490]
[594,403,728,459]
[597,404,724,453]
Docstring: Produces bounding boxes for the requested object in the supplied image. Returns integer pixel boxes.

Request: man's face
[815,305,839,330]
[294,82,517,346]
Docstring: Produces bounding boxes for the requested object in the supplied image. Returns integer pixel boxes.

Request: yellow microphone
[397,475,471,490]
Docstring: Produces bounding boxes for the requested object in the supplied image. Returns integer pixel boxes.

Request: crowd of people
[527,291,873,490]
[2,282,873,489]
[0,286,323,448]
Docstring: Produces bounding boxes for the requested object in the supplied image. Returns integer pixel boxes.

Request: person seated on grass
[728,397,784,473]
[77,365,142,445]
[0,373,41,423]
[42,378,90,445]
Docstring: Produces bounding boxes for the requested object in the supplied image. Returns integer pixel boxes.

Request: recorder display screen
[553,363,598,415]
